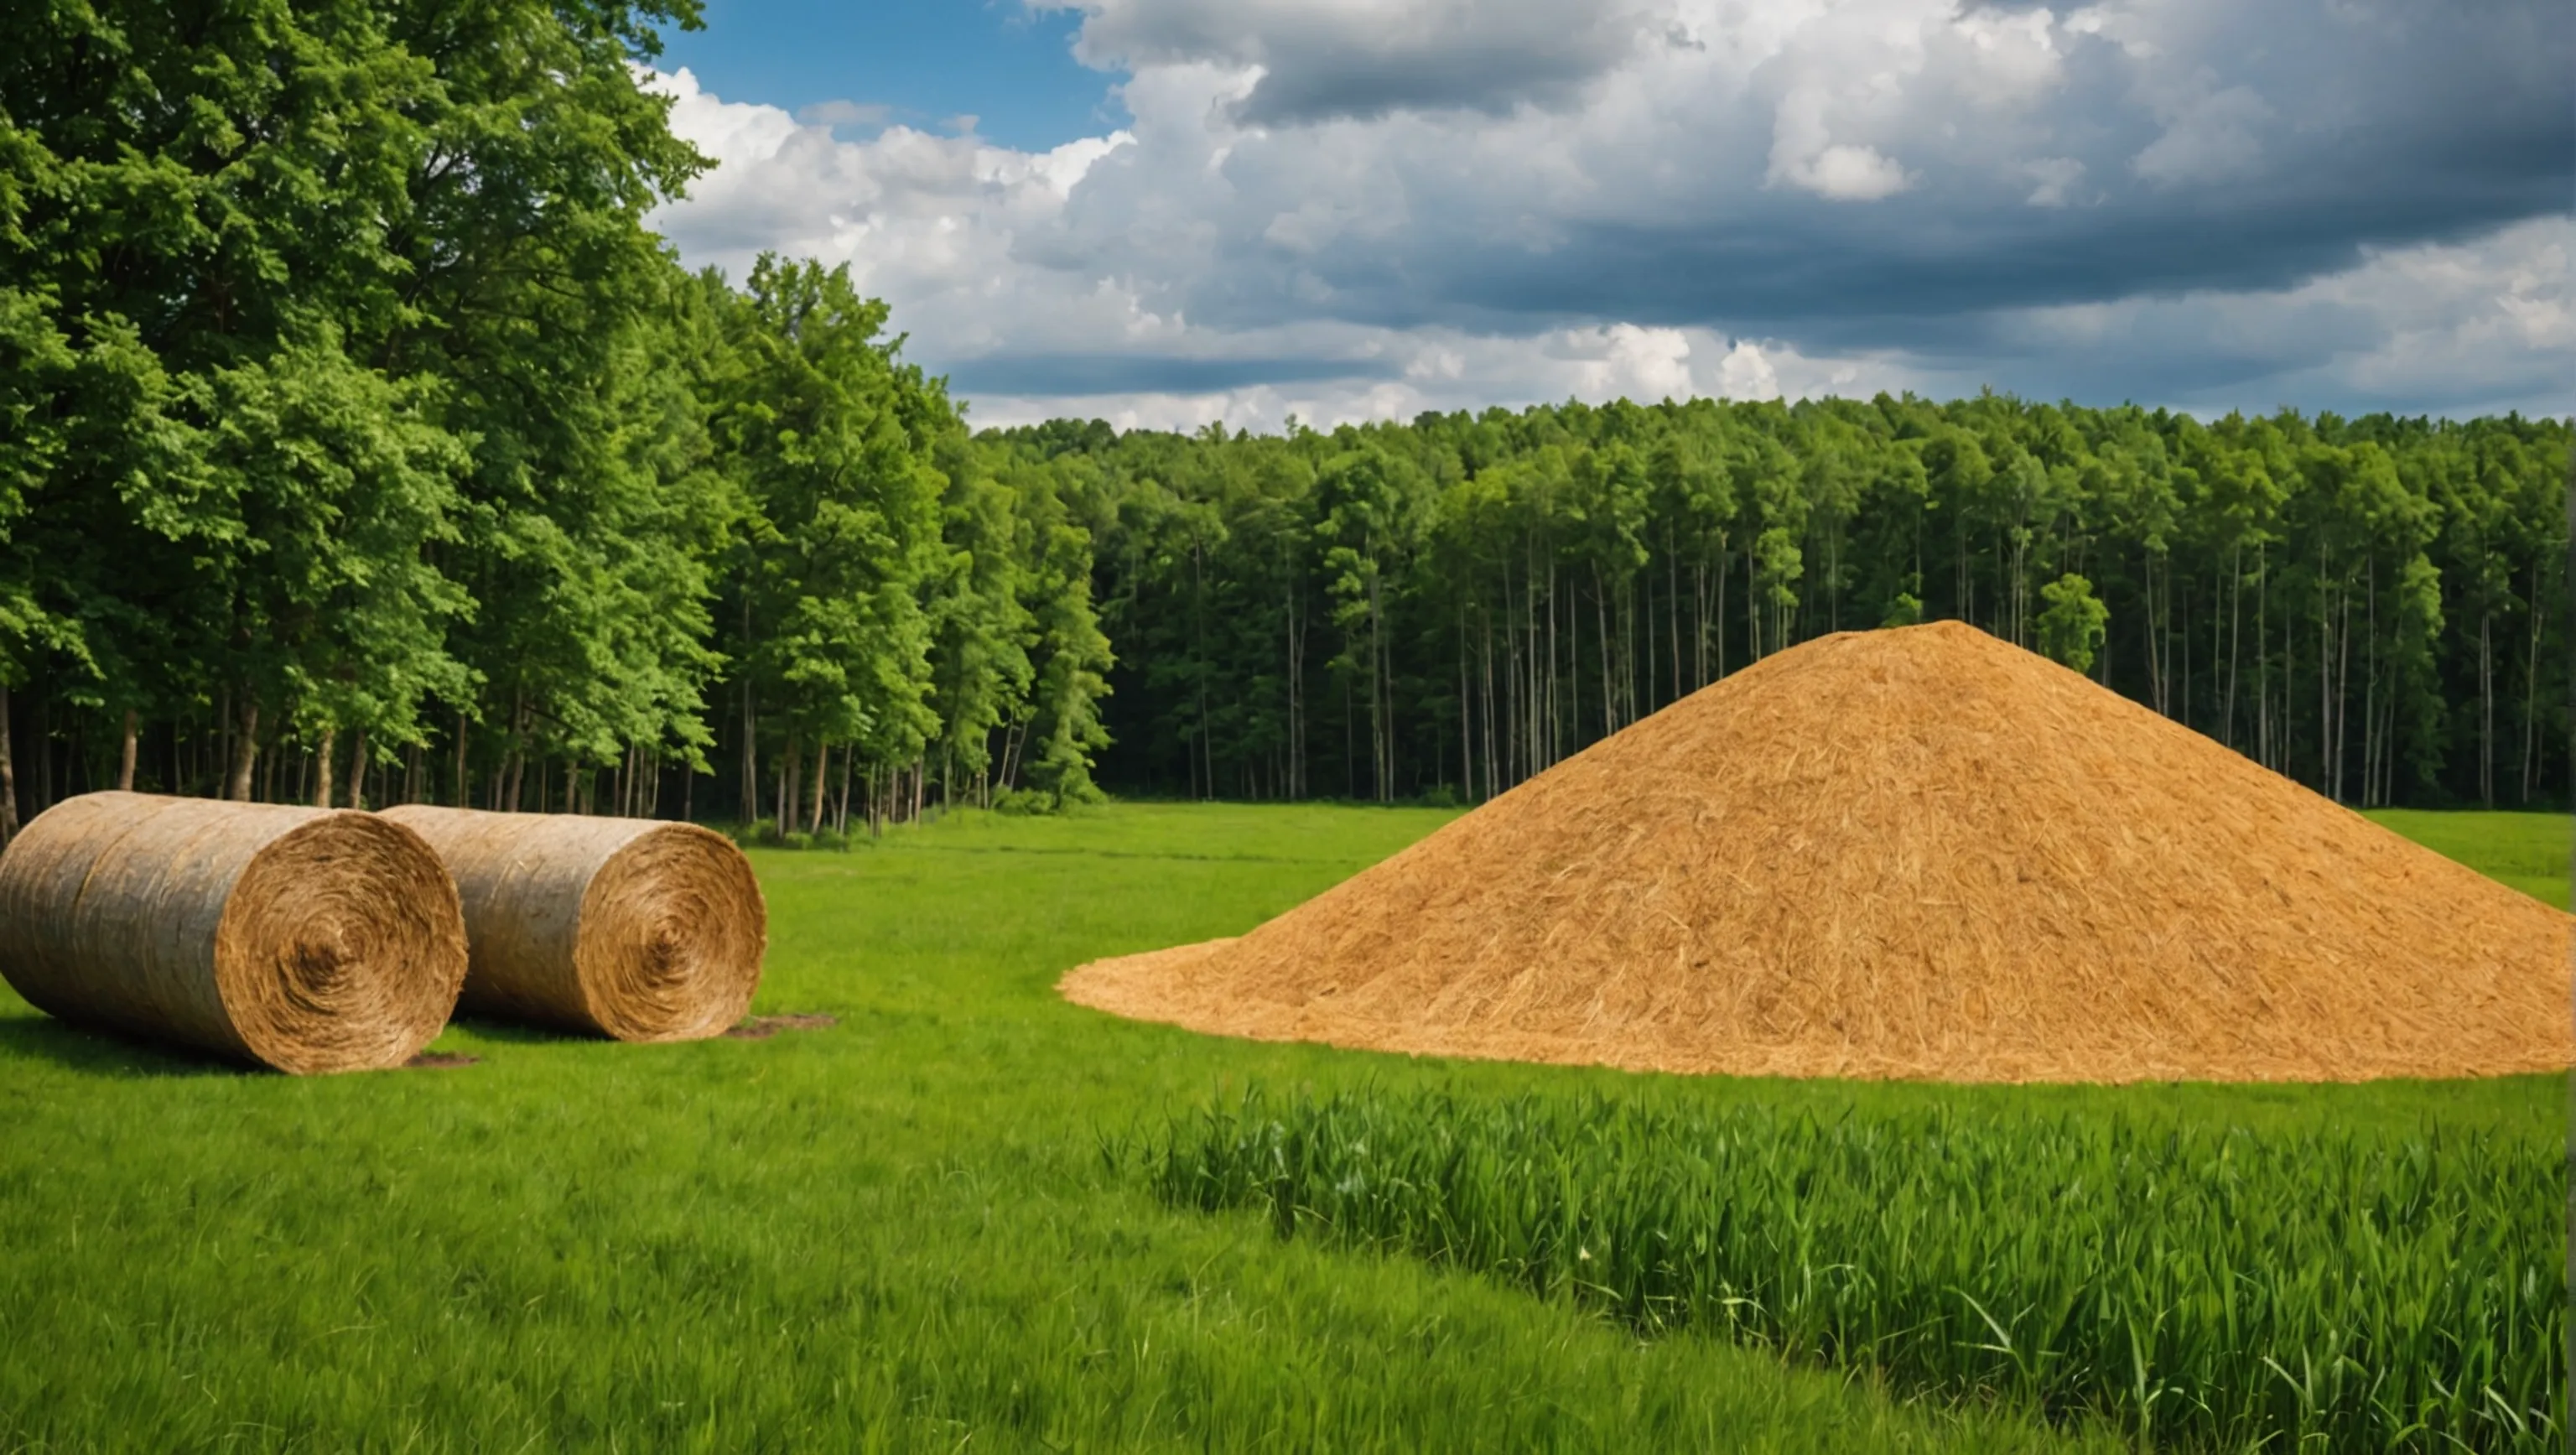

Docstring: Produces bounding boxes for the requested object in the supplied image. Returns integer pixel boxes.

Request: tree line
[1028,398,2567,812]
[3,2,2564,841]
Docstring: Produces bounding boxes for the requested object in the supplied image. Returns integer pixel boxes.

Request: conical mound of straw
[0,792,467,1073]
[1065,622,2575,1083]
[379,807,766,1042]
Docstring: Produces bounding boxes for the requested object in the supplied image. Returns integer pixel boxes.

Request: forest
[1046,398,2568,812]
[3,0,2567,842]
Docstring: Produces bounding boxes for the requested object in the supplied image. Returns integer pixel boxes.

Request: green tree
[718,255,941,834]
[2037,573,2109,674]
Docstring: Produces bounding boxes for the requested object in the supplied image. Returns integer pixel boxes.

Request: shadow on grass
[0,1014,252,1078]
[0,1009,804,1075]
[440,1016,604,1046]
[0,1011,592,1074]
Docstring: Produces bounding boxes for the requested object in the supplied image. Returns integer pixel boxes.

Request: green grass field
[0,804,2561,1452]
[2365,808,2572,908]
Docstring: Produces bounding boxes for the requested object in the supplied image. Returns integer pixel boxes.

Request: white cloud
[796,98,892,130]
[1777,141,1914,201]
[650,67,1140,359]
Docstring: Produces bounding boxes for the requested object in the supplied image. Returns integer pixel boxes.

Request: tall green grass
[1141,1088,2563,1452]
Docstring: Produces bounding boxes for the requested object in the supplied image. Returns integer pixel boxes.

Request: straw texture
[1064,621,2575,1083]
[0,792,467,1073]
[379,806,766,1042]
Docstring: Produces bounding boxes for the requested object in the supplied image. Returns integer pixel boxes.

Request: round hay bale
[0,792,468,1073]
[378,806,766,1042]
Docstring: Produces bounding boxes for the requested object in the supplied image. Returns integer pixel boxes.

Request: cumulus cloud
[795,98,892,130]
[646,0,2574,429]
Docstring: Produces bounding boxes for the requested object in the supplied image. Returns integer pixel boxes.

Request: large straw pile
[0,792,467,1073]
[381,806,766,1042]
[1065,622,2574,1083]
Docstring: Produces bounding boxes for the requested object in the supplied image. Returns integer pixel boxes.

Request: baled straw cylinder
[0,792,468,1073]
[378,806,766,1042]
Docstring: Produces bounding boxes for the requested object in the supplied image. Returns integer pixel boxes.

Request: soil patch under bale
[402,1052,481,1069]
[1063,622,2573,1083]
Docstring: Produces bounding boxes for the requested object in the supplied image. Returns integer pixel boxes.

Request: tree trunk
[1593,564,1615,739]
[1286,574,1306,800]
[1543,569,1555,768]
[2319,543,2334,796]
[2478,611,2494,807]
[1712,543,1730,682]
[117,709,138,792]
[227,700,261,802]
[2334,581,2352,802]
[740,592,758,827]
[314,728,337,808]
[1744,542,1761,662]
[2361,562,2377,806]
[346,729,369,810]
[779,735,800,837]
[808,742,829,834]
[2520,564,2543,803]
[2257,548,2273,772]
[2224,543,2242,750]
[2143,551,2164,716]
[1457,610,1472,802]
[1667,548,1681,707]
[1485,607,1500,799]
[0,684,18,842]
[1368,569,1389,801]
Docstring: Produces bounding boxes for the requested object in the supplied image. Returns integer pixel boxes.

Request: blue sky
[644,1,2574,431]
[655,1,1117,150]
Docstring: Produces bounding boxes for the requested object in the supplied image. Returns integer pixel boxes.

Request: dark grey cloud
[1227,39,1626,125]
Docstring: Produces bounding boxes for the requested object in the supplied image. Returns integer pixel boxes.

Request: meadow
[0,803,2560,1452]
